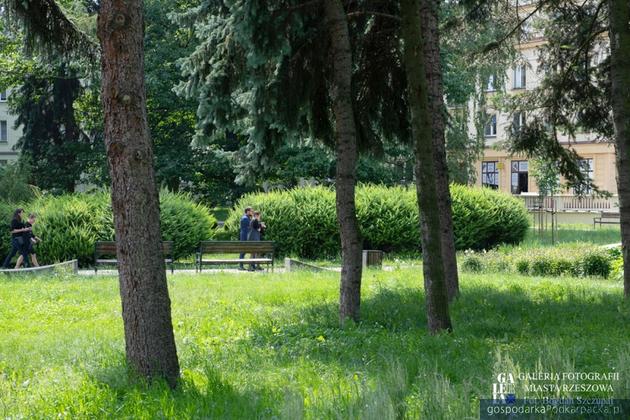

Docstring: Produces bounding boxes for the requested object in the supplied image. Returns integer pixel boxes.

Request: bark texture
[401,0,453,333]
[324,0,364,324]
[420,0,459,301]
[97,0,180,386]
[608,0,630,299]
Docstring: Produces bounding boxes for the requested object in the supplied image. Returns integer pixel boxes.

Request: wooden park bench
[94,241,175,274]
[196,241,275,272]
[593,212,621,228]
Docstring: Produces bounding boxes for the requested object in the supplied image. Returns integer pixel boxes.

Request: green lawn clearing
[0,269,628,419]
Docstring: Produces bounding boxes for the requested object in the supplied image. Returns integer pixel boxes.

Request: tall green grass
[0,269,627,418]
[523,224,620,247]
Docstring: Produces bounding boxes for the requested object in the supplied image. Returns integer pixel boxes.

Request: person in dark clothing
[2,208,31,269]
[248,211,265,271]
[239,207,253,270]
[15,213,41,269]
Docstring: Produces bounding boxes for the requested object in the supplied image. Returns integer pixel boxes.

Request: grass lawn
[1,269,628,419]
[522,224,620,247]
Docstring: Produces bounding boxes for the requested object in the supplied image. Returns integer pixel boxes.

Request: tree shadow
[85,356,274,418]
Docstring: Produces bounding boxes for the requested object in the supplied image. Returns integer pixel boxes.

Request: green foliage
[461,244,614,278]
[461,253,483,273]
[12,65,102,193]
[225,185,529,258]
[2,191,215,266]
[28,193,113,267]
[611,256,624,281]
[0,201,18,258]
[578,252,612,278]
[0,162,39,203]
[1,270,628,417]
[158,191,217,259]
[449,184,530,249]
[530,157,561,197]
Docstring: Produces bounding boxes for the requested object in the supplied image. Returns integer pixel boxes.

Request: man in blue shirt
[239,207,253,270]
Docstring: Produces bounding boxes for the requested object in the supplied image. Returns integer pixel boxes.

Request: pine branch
[481,0,547,54]
[1,0,99,61]
[346,11,401,21]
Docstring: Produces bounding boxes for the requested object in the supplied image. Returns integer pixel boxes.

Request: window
[0,91,6,102]
[482,161,499,189]
[512,112,526,132]
[484,114,497,137]
[486,74,496,92]
[575,158,594,194]
[0,121,7,142]
[511,160,529,194]
[513,65,526,89]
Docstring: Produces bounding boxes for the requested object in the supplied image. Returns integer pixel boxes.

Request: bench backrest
[601,212,620,218]
[95,241,174,257]
[199,240,275,254]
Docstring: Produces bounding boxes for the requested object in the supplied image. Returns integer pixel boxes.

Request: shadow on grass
[82,278,629,418]
[85,357,274,419]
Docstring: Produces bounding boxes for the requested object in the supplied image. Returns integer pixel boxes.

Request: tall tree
[3,0,180,385]
[324,0,363,323]
[97,0,179,385]
[12,67,93,192]
[177,1,402,324]
[420,0,459,301]
[608,0,630,299]
[401,0,452,332]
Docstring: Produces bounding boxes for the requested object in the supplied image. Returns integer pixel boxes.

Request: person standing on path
[15,213,41,269]
[2,208,31,269]
[248,211,265,271]
[239,207,253,270]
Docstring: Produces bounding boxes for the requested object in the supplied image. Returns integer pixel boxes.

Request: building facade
[471,9,618,211]
[0,89,20,165]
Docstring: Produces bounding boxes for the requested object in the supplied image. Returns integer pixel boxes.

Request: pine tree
[401,0,452,333]
[2,0,180,386]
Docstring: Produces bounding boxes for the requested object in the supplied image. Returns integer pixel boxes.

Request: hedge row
[0,191,216,266]
[461,244,614,278]
[224,185,530,258]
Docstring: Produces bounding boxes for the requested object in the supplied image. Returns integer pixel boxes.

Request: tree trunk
[97,0,180,386]
[420,0,459,301]
[401,0,453,333]
[608,0,630,299]
[324,0,364,324]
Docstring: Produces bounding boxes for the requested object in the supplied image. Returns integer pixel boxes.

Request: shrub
[0,202,21,258]
[531,258,552,277]
[0,191,215,266]
[159,191,217,260]
[225,185,529,258]
[461,254,484,273]
[460,244,613,279]
[578,252,612,278]
[516,259,530,275]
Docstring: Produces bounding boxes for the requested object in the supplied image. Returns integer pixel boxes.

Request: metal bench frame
[593,212,621,228]
[196,240,275,272]
[94,241,175,274]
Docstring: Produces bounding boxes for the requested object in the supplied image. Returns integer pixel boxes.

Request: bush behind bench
[224,185,530,258]
[0,191,215,266]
